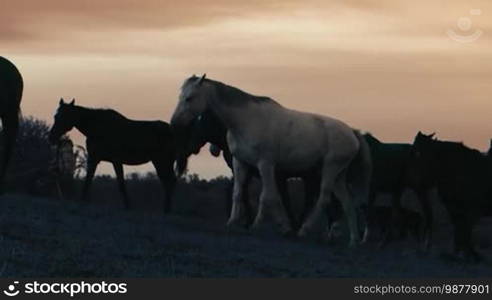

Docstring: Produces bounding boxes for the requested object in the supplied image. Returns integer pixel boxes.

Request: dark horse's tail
[171,125,191,177]
[175,153,188,177]
[347,130,373,242]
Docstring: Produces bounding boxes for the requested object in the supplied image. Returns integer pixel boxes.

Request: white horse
[171,74,371,246]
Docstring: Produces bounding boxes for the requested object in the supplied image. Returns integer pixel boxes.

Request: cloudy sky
[2,0,491,178]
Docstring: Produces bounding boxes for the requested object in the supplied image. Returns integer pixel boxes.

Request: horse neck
[203,110,229,150]
[73,107,111,138]
[432,141,483,170]
[207,81,261,134]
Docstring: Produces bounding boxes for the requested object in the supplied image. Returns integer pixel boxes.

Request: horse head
[171,74,209,129]
[407,131,438,181]
[49,98,77,144]
[412,131,436,155]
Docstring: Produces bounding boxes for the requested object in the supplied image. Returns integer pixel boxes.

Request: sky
[2,0,492,179]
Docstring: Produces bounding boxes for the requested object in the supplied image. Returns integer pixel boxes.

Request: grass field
[0,178,491,277]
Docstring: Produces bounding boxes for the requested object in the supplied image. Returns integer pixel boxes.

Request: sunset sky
[2,0,492,178]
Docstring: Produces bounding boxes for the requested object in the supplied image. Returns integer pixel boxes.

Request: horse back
[0,56,23,111]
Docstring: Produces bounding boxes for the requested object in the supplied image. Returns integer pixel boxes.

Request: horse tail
[174,154,188,177]
[347,129,373,241]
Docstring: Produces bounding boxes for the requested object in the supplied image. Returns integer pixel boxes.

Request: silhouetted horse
[0,57,23,191]
[363,133,432,246]
[49,99,177,213]
[411,132,492,261]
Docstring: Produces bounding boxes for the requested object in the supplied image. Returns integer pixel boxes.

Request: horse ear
[429,132,436,139]
[198,73,206,85]
[59,98,64,105]
[69,99,75,106]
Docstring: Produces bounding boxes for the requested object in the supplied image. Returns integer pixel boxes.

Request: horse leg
[332,170,361,247]
[451,215,464,257]
[300,176,320,225]
[361,190,376,243]
[0,112,19,191]
[382,188,403,244]
[461,214,481,262]
[277,176,298,230]
[325,198,343,242]
[298,163,338,239]
[81,158,98,202]
[392,188,404,237]
[224,180,234,219]
[152,160,176,214]
[242,173,255,226]
[163,173,176,214]
[227,158,251,227]
[112,162,130,209]
[252,162,292,234]
[416,188,433,251]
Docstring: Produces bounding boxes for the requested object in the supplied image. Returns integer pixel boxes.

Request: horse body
[362,133,433,247]
[49,99,177,213]
[0,57,23,190]
[411,132,491,261]
[83,120,173,165]
[227,106,359,173]
[172,75,371,246]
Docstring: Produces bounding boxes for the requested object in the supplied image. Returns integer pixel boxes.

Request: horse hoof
[361,228,370,244]
[227,217,242,229]
[349,240,359,249]
[297,227,309,238]
[278,224,294,237]
[250,221,262,232]
[281,229,296,238]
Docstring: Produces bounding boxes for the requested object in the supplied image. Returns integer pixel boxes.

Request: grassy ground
[0,186,491,278]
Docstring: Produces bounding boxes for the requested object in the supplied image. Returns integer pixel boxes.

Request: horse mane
[184,76,280,107]
[433,139,483,160]
[75,105,128,121]
[363,132,381,145]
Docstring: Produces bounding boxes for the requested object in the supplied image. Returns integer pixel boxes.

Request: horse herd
[1,57,491,263]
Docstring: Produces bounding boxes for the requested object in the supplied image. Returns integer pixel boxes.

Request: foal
[49,99,177,213]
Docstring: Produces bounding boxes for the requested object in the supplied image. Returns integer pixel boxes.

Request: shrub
[2,116,78,197]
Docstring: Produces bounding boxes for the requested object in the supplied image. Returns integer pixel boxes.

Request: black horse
[0,57,23,191]
[411,132,492,261]
[49,99,177,213]
[362,133,433,246]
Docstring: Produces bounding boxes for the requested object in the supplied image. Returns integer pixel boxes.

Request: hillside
[0,191,491,278]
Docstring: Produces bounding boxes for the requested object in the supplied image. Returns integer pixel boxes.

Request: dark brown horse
[0,57,23,191]
[49,99,177,213]
[363,134,433,247]
[411,132,492,261]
